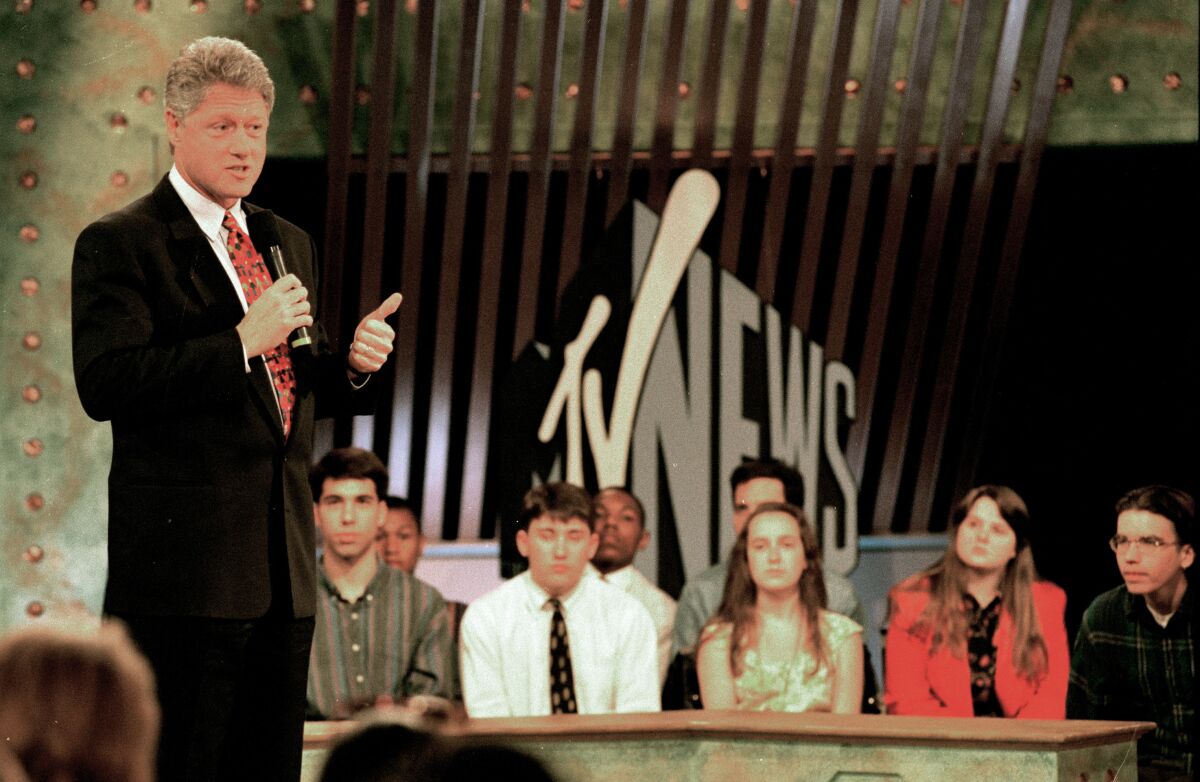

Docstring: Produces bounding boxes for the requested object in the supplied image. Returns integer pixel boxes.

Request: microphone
[246,209,314,351]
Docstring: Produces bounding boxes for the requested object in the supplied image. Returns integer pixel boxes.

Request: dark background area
[252,142,1199,632]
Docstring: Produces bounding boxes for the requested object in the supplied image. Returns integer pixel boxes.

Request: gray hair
[164,36,275,119]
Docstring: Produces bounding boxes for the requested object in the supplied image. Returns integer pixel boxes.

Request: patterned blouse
[963,593,1003,717]
[720,610,862,713]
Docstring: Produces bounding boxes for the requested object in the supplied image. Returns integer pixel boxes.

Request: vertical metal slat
[871,0,989,533]
[556,0,611,310]
[755,0,818,306]
[387,0,440,504]
[512,0,567,358]
[824,0,903,360]
[320,0,359,349]
[691,0,732,169]
[952,0,1075,501]
[459,1,524,539]
[423,0,485,539]
[909,0,1032,530]
[605,0,650,225]
[646,0,691,213]
[716,0,771,278]
[791,0,862,335]
[847,0,944,490]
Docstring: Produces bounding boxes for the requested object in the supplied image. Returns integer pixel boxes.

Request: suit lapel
[153,177,287,442]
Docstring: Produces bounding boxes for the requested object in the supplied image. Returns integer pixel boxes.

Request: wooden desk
[303,712,1153,781]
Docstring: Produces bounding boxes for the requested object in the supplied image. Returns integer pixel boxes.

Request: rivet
[354,85,371,106]
[26,492,44,511]
[15,0,33,13]
[17,114,37,133]
[567,0,583,9]
[16,59,36,79]
[18,171,37,189]
[844,78,862,96]
[134,0,150,11]
[678,81,691,99]
[23,438,44,457]
[19,224,40,243]
[894,78,908,94]
[137,85,156,104]
[298,0,315,12]
[26,601,45,618]
[564,83,579,99]
[22,332,41,351]
[244,0,261,13]
[189,0,206,12]
[298,85,318,105]
[20,277,40,296]
[1163,72,1182,90]
[23,544,45,563]
[110,112,128,131]
[1109,74,1128,94]
[111,171,129,187]
[80,0,97,12]
[23,385,41,404]
[1056,75,1073,94]
[356,0,369,16]
[514,83,533,100]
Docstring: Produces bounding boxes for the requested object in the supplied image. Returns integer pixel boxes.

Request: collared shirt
[459,569,661,718]
[167,166,257,378]
[673,560,866,655]
[1068,584,1195,778]
[594,563,677,685]
[307,560,454,719]
[963,593,1003,717]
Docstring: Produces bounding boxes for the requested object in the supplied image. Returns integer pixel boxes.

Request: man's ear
[313,504,320,529]
[165,109,182,146]
[1181,543,1195,571]
[637,529,650,551]
[515,529,530,559]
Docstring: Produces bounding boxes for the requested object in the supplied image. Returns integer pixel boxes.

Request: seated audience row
[301,447,1192,780]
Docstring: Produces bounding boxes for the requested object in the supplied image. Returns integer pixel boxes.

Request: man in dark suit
[71,37,399,781]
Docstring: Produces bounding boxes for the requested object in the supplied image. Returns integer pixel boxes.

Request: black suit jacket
[72,175,373,619]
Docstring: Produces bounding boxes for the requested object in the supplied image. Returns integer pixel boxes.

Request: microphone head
[246,209,284,250]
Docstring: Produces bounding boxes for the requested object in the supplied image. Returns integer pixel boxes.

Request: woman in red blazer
[884,485,1069,718]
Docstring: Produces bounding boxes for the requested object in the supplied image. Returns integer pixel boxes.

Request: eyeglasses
[1108,535,1183,554]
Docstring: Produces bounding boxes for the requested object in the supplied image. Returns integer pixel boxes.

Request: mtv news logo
[493,171,859,585]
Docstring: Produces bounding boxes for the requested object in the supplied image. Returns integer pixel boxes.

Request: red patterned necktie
[223,210,295,437]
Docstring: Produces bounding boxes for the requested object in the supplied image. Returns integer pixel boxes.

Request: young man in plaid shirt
[1068,485,1196,782]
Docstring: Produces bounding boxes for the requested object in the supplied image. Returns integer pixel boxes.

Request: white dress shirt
[459,569,661,717]
[595,564,677,685]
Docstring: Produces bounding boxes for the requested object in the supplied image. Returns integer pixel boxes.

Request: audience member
[1068,485,1195,782]
[318,722,447,782]
[379,496,425,573]
[673,459,865,656]
[591,486,677,684]
[884,485,1068,718]
[307,448,455,719]
[696,502,863,712]
[460,482,660,716]
[0,622,159,782]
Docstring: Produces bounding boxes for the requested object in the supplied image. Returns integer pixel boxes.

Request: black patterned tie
[548,598,577,714]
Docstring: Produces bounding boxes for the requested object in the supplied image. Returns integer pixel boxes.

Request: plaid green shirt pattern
[1067,584,1195,778]
[307,560,455,719]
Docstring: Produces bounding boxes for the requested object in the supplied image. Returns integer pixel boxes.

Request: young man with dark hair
[1068,485,1196,782]
[306,448,454,719]
[591,486,676,685]
[460,482,659,717]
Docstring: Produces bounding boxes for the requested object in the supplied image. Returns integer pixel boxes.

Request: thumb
[368,292,403,321]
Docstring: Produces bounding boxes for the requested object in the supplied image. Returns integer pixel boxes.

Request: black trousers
[116,610,315,782]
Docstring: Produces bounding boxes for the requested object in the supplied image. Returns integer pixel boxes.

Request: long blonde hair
[0,621,159,782]
[706,502,827,676]
[901,485,1048,682]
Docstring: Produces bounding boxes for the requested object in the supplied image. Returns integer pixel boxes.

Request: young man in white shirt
[591,487,677,685]
[460,482,660,717]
